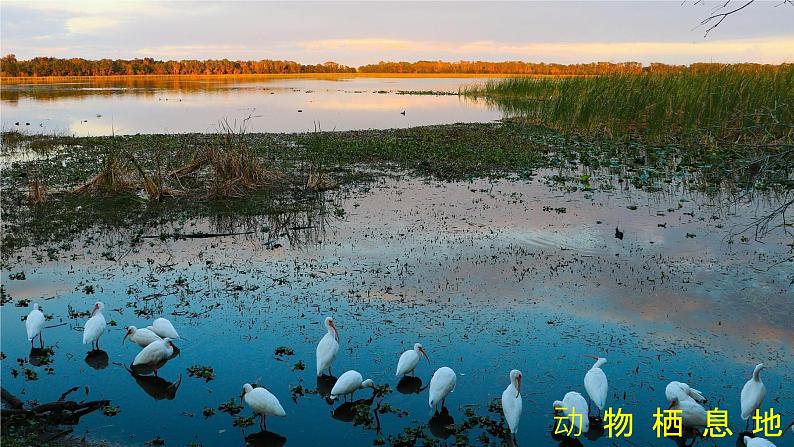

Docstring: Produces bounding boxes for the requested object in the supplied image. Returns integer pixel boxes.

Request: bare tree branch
[697,0,794,36]
[700,0,755,36]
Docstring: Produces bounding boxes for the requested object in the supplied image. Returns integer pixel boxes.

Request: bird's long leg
[260,414,265,431]
[39,333,44,348]
[96,338,100,350]
[745,419,749,431]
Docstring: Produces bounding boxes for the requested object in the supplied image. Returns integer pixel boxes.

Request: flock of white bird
[23,306,794,444]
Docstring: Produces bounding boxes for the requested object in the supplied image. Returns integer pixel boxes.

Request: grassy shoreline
[461,66,794,145]
[2,120,791,262]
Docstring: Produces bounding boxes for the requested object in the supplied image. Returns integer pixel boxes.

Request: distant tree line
[0,54,787,77]
[0,55,356,76]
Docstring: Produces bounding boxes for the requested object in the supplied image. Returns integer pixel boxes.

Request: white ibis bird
[501,369,522,436]
[123,326,162,347]
[669,396,707,429]
[428,366,456,411]
[744,436,778,447]
[82,301,106,350]
[149,317,179,339]
[584,356,608,415]
[741,363,766,428]
[241,383,286,430]
[553,391,589,434]
[25,303,45,347]
[330,370,374,401]
[396,343,430,377]
[132,338,179,376]
[316,316,339,376]
[665,381,707,404]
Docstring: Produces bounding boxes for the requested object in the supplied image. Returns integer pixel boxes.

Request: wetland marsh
[1,74,793,447]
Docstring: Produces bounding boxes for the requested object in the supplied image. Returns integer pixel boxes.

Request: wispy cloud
[134,45,275,59]
[65,16,120,34]
[301,36,794,63]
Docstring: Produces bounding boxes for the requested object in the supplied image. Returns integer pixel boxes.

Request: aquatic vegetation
[145,437,165,446]
[186,365,215,382]
[461,65,794,145]
[218,398,243,415]
[2,117,791,260]
[274,346,295,357]
[232,415,256,428]
[101,405,121,416]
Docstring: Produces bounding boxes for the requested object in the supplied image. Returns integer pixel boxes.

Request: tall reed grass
[461,66,794,145]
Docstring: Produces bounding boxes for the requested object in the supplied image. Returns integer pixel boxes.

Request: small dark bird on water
[400,110,406,115]
[297,109,303,113]
[615,227,624,240]
[25,122,30,126]
[14,122,19,126]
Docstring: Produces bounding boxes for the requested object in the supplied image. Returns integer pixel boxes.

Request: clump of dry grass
[206,118,281,198]
[70,116,283,201]
[72,155,132,194]
[305,162,337,191]
[126,152,184,202]
[27,177,47,204]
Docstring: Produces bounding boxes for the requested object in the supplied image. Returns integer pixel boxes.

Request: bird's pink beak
[516,374,522,397]
[330,321,339,342]
[240,391,245,404]
[668,400,676,410]
[91,304,99,316]
[584,354,599,360]
[420,347,431,363]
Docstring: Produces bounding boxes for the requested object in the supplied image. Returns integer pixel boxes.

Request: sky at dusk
[1,1,792,65]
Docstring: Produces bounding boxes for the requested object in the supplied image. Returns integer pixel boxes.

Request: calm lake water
[1,77,501,135]
[2,169,792,446]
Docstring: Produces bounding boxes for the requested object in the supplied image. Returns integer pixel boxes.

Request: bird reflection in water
[550,430,584,447]
[331,396,374,423]
[316,374,337,405]
[583,416,604,441]
[28,346,54,367]
[84,349,108,370]
[664,429,705,447]
[244,430,287,447]
[125,365,182,400]
[735,431,754,447]
[396,376,425,394]
[428,406,455,439]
